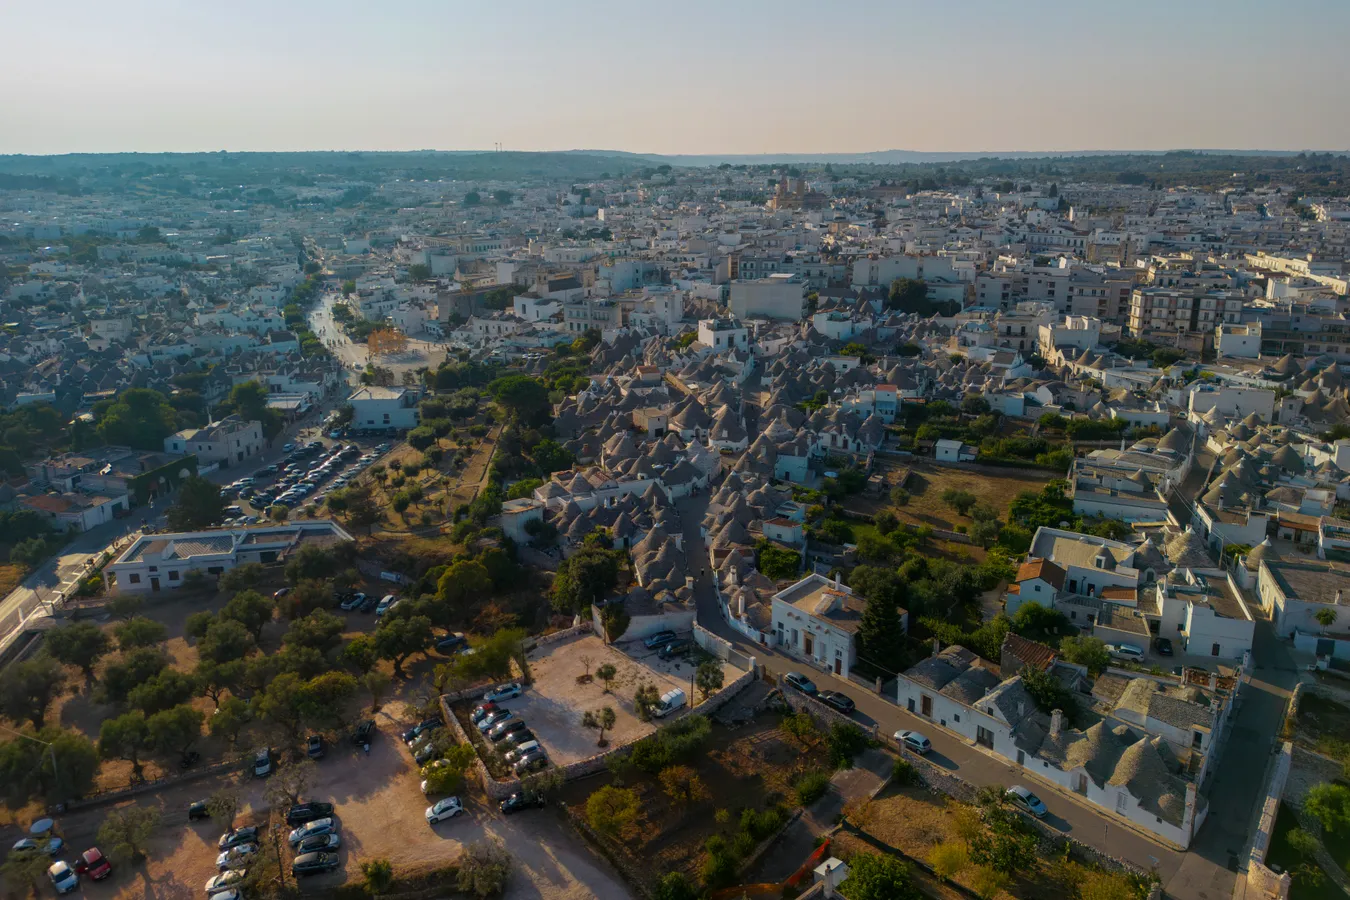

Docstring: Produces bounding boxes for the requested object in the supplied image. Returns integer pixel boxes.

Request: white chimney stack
[1050,708,1063,739]
[815,858,849,898]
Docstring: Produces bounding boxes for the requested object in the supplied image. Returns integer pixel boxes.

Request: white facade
[108,521,354,593]
[348,386,421,431]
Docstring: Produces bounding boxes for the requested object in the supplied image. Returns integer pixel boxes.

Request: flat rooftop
[1267,561,1350,606]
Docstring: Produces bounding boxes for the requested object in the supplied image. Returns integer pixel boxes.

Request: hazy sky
[4,0,1348,156]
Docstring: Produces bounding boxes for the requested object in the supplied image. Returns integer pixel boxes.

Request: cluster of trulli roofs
[493,303,1350,855]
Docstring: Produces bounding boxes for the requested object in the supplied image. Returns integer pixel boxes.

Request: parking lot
[221,437,396,522]
[469,633,691,767]
[468,631,749,769]
[39,711,629,899]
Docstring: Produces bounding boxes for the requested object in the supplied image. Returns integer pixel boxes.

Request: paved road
[676,490,1298,900]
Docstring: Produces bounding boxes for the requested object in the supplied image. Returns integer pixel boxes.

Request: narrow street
[675,488,1294,900]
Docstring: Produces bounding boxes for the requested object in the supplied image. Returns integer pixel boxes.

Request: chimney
[814,858,849,898]
[1208,672,1217,691]
[1050,708,1063,739]
[1017,699,1026,718]
[932,636,940,656]
[737,591,745,617]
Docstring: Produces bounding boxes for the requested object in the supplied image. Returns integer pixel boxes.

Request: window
[168,571,179,581]
[1192,731,1204,750]
[976,726,994,749]
[1211,643,1221,656]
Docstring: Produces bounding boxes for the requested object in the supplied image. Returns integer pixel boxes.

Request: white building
[728,274,805,321]
[771,574,897,679]
[348,386,421,431]
[108,520,354,593]
[164,415,265,468]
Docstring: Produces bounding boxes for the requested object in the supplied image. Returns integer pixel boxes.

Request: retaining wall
[1244,741,1293,900]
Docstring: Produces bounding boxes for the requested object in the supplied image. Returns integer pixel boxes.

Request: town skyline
[4,0,1350,155]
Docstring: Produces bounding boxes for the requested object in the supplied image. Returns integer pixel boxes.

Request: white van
[652,688,687,718]
[1108,642,1145,661]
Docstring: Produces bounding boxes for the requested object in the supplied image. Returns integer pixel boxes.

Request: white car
[48,861,79,895]
[205,869,247,895]
[482,682,523,703]
[425,797,465,824]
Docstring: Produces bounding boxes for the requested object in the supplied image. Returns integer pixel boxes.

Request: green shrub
[826,722,870,769]
[794,770,831,805]
[892,758,920,785]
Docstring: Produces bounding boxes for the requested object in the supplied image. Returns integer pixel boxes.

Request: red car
[76,847,112,880]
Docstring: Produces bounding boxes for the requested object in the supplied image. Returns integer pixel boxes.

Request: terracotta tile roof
[1002,633,1057,673]
[1016,558,1065,590]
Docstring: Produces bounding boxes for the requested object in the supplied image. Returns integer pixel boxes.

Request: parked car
[75,847,112,880]
[482,682,522,703]
[217,827,260,851]
[359,594,379,613]
[413,741,444,766]
[292,851,341,877]
[489,719,529,743]
[339,592,365,611]
[500,791,546,815]
[436,632,467,654]
[425,797,465,824]
[285,802,334,827]
[306,735,326,760]
[205,869,247,895]
[295,833,340,855]
[1005,785,1048,818]
[504,740,540,763]
[352,720,376,745]
[402,717,443,743]
[14,836,64,856]
[215,843,258,870]
[513,749,549,774]
[643,630,677,650]
[658,638,693,659]
[189,800,210,821]
[374,594,399,616]
[894,730,932,755]
[253,747,274,777]
[477,710,514,733]
[782,672,818,696]
[498,726,533,747]
[287,818,336,846]
[1108,642,1146,662]
[470,702,498,724]
[819,691,855,715]
[1153,637,1174,656]
[48,861,79,895]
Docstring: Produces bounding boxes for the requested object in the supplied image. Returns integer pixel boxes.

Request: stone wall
[1244,741,1293,900]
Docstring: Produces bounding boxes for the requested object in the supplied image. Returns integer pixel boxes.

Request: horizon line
[3,146,1350,160]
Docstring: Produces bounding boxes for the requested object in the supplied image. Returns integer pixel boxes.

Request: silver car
[287,817,336,846]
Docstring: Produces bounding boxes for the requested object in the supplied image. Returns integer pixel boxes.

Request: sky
[3,0,1349,157]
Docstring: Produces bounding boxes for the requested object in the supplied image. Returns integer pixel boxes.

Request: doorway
[803,633,814,657]
[150,576,160,592]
